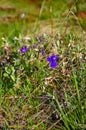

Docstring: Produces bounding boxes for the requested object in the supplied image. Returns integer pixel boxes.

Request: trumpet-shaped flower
[47,54,59,68]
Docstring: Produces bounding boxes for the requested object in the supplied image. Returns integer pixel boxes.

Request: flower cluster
[47,54,59,69]
[20,46,59,69]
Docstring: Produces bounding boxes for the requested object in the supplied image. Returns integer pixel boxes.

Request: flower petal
[51,54,59,61]
[47,57,52,62]
[55,55,59,61]
[50,62,57,68]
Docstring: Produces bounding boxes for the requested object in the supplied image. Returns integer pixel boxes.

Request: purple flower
[20,46,29,53]
[47,54,59,68]
[42,48,45,55]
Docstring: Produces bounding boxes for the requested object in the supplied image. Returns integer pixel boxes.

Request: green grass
[0,0,86,130]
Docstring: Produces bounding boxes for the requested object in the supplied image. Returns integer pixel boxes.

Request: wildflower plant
[0,31,86,130]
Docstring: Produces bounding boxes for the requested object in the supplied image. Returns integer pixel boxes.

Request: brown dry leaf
[0,5,16,12]
[78,11,86,19]
[0,110,5,127]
